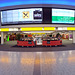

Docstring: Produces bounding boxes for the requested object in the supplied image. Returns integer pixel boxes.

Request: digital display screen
[52,9,74,24]
[1,8,42,25]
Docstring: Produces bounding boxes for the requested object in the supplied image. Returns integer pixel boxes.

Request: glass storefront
[3,31,73,46]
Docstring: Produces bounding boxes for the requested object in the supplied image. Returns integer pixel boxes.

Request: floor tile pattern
[0,50,75,75]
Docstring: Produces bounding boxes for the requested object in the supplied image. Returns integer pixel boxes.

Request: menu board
[1,8,42,24]
[52,9,74,24]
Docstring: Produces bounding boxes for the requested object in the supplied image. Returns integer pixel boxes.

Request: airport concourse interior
[2,30,73,46]
[0,1,75,75]
[0,7,75,47]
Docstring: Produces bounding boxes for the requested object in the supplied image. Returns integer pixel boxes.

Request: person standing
[33,36,36,46]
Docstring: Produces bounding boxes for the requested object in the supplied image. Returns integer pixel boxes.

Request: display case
[42,37,62,46]
[17,37,36,47]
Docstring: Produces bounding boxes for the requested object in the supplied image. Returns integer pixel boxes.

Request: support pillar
[73,31,75,43]
[1,32,4,45]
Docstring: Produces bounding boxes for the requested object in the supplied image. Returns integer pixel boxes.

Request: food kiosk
[17,37,36,47]
[42,37,62,46]
[17,35,62,47]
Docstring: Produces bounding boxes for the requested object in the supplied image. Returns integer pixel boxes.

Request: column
[73,31,75,43]
[1,32,4,44]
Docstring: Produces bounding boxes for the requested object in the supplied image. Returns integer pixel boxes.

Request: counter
[42,40,62,46]
[17,40,36,47]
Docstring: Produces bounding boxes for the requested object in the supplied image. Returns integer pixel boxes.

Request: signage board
[52,9,74,24]
[1,8,42,25]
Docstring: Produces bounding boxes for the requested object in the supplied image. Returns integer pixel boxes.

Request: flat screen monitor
[52,9,74,24]
[1,8,42,25]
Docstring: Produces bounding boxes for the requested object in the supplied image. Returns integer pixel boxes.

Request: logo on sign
[33,10,42,19]
[23,11,29,18]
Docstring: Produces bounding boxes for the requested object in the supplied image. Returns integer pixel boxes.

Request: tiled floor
[0,50,75,75]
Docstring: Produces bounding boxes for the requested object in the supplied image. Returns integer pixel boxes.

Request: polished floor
[0,50,75,75]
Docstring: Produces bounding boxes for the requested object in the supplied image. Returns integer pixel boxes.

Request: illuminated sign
[23,11,29,18]
[1,8,42,25]
[52,9,74,24]
[33,10,42,19]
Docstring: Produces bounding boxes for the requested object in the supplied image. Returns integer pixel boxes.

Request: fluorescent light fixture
[58,27,67,30]
[9,28,18,31]
[23,31,54,33]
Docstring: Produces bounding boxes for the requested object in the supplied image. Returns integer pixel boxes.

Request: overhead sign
[23,11,29,18]
[52,9,74,24]
[1,8,42,25]
[33,10,42,19]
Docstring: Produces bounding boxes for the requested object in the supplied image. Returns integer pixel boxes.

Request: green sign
[7,35,9,41]
[52,9,74,23]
